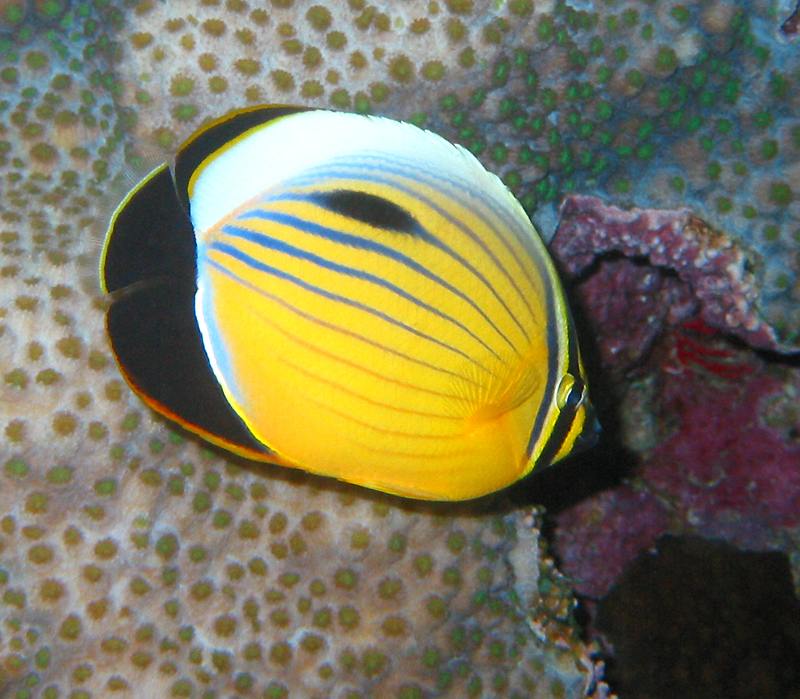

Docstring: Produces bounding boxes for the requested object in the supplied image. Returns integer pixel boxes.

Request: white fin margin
[188,109,527,237]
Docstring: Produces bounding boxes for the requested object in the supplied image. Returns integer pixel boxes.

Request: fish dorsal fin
[174,104,310,216]
[182,108,532,239]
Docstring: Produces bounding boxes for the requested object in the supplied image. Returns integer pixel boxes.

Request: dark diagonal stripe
[206,241,490,372]
[273,159,566,463]
[343,154,541,323]
[297,390,461,437]
[248,302,467,404]
[278,354,458,420]
[200,254,479,386]
[219,224,502,362]
[341,153,545,298]
[239,208,516,356]
[272,174,533,344]
[280,158,540,329]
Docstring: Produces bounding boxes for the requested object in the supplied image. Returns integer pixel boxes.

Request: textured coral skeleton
[0,1,606,697]
[2,0,799,696]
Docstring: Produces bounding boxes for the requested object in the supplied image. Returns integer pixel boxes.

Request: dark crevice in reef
[595,536,800,699]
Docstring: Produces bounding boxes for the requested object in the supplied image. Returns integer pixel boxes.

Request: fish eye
[556,373,584,411]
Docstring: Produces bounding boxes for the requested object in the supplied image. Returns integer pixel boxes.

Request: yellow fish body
[101,105,597,501]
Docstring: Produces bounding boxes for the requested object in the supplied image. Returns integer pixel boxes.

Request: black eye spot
[310,189,420,234]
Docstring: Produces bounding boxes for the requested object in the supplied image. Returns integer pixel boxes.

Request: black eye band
[564,379,584,410]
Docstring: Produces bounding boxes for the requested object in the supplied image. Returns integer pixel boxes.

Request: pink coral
[553,195,786,354]
[548,195,800,601]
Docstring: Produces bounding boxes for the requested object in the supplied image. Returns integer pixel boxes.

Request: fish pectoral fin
[451,347,544,432]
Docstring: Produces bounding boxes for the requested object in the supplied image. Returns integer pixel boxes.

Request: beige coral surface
[0,1,599,697]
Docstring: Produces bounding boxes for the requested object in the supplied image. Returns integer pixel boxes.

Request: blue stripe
[341,152,545,292]
[199,254,479,386]
[275,156,540,333]
[284,155,563,462]
[219,224,503,362]
[205,241,490,372]
[273,157,565,460]
[239,209,517,356]
[265,170,533,344]
[343,153,542,323]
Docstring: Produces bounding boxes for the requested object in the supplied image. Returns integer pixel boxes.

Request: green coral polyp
[330,88,351,108]
[388,55,414,83]
[768,182,793,207]
[421,61,445,81]
[760,139,778,160]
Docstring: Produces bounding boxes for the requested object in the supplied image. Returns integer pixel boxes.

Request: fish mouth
[574,401,601,454]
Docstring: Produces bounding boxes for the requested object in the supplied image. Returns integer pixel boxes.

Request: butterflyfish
[100,105,598,501]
